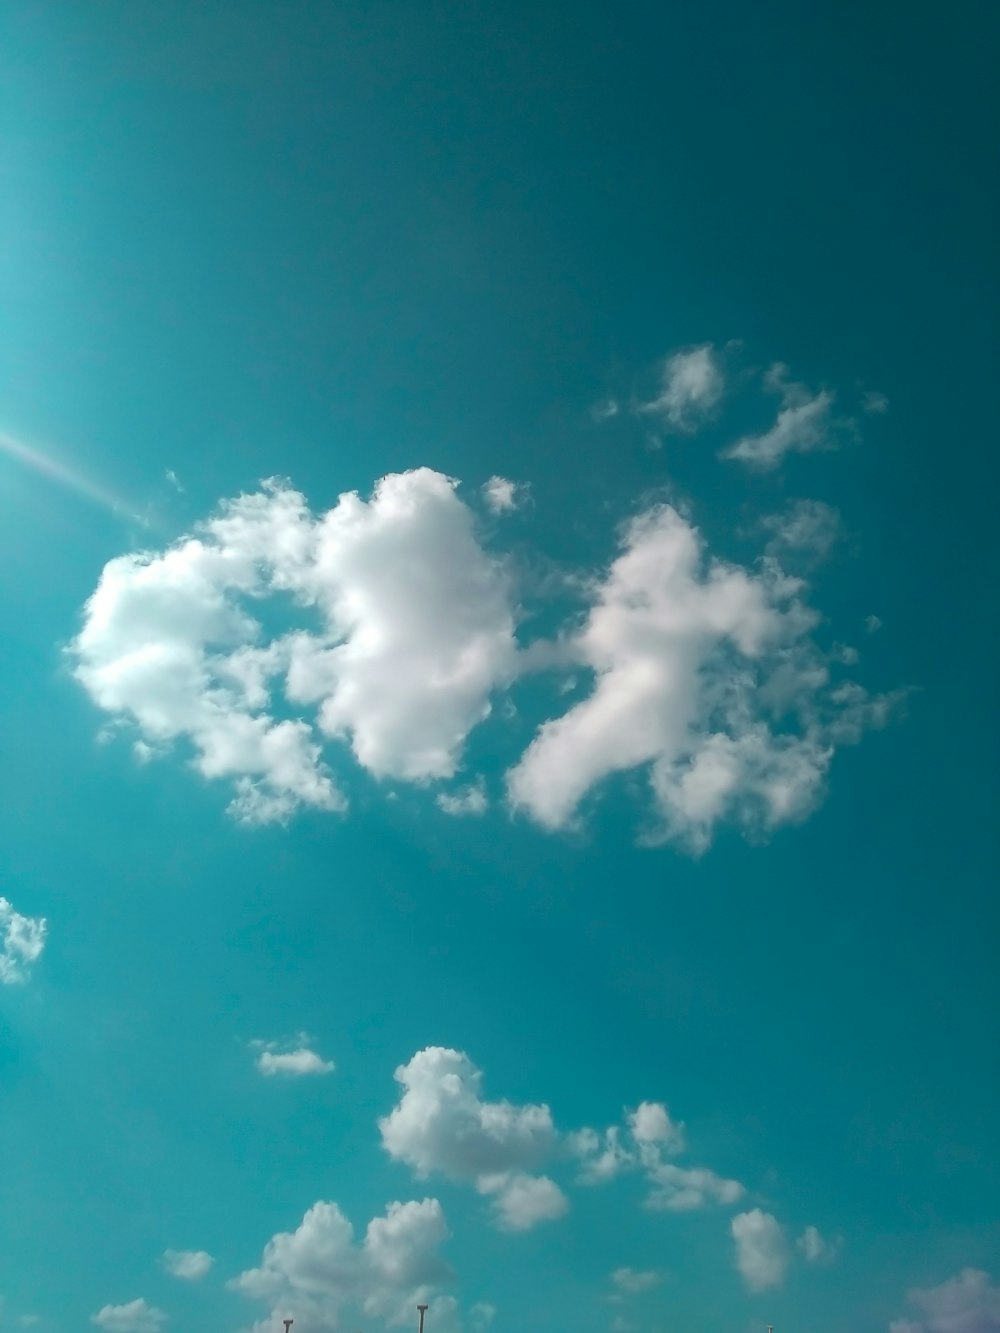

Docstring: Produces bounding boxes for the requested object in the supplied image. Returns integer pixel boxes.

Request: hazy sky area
[2,3,998,1332]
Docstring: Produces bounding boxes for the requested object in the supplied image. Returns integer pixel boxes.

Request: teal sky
[2,4,998,1333]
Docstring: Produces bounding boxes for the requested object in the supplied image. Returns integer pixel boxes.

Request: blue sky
[2,3,998,1332]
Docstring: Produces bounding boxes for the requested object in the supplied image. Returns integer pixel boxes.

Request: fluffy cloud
[890,1269,1000,1333]
[508,503,891,850]
[0,897,47,985]
[233,1198,454,1330]
[797,1225,840,1264]
[252,1037,335,1077]
[628,1101,686,1152]
[640,345,724,432]
[71,471,516,822]
[723,363,839,469]
[90,1300,166,1333]
[612,1268,663,1295]
[72,465,895,849]
[482,476,527,514]
[436,780,488,816]
[162,1249,214,1280]
[731,1210,790,1291]
[380,1048,556,1180]
[477,1172,569,1231]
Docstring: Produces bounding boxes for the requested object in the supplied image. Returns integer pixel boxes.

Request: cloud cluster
[611,1268,663,1295]
[379,1048,566,1232]
[72,470,516,824]
[252,1036,335,1077]
[0,896,47,985]
[890,1269,1000,1333]
[232,1198,455,1331]
[90,1300,166,1333]
[73,464,894,847]
[570,1101,742,1212]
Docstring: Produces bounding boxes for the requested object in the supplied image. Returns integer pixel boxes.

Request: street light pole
[417,1304,428,1333]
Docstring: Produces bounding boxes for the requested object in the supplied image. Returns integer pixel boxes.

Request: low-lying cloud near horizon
[71,465,899,847]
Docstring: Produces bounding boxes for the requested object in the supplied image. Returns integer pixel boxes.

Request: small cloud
[436,780,488,816]
[612,1267,663,1295]
[831,643,859,665]
[761,500,842,563]
[163,1249,214,1280]
[482,476,527,514]
[164,469,184,492]
[638,344,724,433]
[723,363,840,469]
[251,1036,334,1077]
[90,1300,166,1333]
[890,1267,1000,1333]
[862,390,890,414]
[796,1225,840,1265]
[731,1210,790,1291]
[591,398,621,422]
[0,896,47,985]
[627,1101,686,1153]
[865,614,883,634]
[478,1172,569,1232]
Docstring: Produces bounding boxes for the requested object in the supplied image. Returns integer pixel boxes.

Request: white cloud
[72,470,516,822]
[571,1126,635,1184]
[863,390,890,414]
[477,1172,569,1231]
[162,1249,214,1280]
[731,1210,790,1291]
[640,345,724,432]
[252,1037,334,1077]
[233,1198,453,1330]
[482,476,527,514]
[612,1268,663,1295]
[591,398,620,422]
[890,1268,1000,1333]
[628,1101,686,1152]
[90,1300,166,1333]
[642,1159,744,1212]
[762,500,842,562]
[0,897,47,985]
[508,503,892,850]
[380,1048,556,1200]
[797,1225,840,1265]
[723,363,839,469]
[436,780,488,816]
[865,613,883,634]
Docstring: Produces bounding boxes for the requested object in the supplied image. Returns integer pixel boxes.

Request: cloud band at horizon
[68,466,900,847]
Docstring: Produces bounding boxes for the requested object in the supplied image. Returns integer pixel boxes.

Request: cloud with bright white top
[0,897,47,985]
[482,476,527,514]
[232,1197,460,1331]
[379,1047,567,1232]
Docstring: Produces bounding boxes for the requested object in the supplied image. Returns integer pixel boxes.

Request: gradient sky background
[2,3,998,1333]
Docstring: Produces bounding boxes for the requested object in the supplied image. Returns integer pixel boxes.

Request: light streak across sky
[0,428,141,522]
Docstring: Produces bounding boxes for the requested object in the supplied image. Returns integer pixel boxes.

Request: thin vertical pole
[417,1304,428,1333]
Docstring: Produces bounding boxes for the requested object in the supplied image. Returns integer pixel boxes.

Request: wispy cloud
[482,475,528,514]
[90,1300,166,1333]
[436,780,488,816]
[162,1249,214,1280]
[722,364,840,469]
[638,344,724,432]
[890,1267,1000,1333]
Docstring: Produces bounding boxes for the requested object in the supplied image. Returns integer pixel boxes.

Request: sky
[1,2,998,1332]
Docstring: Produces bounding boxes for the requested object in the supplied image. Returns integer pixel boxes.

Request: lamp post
[417,1304,428,1333]
[283,1322,293,1333]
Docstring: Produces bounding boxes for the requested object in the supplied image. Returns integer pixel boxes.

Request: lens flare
[0,429,139,520]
